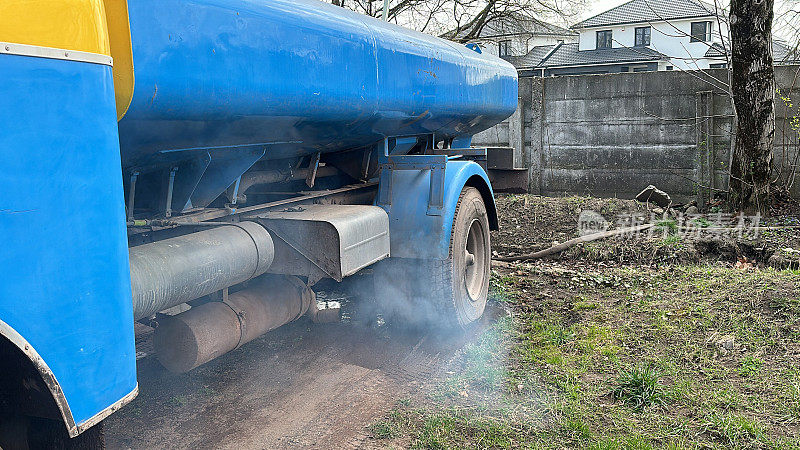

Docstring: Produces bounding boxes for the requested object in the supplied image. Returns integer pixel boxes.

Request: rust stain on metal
[400,109,430,129]
[149,84,158,105]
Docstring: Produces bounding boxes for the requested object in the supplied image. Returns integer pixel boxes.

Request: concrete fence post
[528,77,545,195]
[508,95,524,168]
[695,90,714,207]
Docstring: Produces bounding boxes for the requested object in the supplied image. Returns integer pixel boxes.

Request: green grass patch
[738,356,763,378]
[654,219,678,235]
[692,217,712,228]
[612,363,668,411]
[370,420,399,439]
[369,264,800,448]
[703,412,773,448]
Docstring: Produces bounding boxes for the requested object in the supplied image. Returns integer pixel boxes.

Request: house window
[498,40,511,57]
[635,26,651,46]
[596,30,613,49]
[690,21,710,42]
[666,65,674,70]
[710,63,727,68]
[620,66,629,72]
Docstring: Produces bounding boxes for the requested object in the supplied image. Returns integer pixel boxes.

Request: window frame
[690,21,710,42]
[498,40,511,57]
[634,26,651,47]
[596,30,613,49]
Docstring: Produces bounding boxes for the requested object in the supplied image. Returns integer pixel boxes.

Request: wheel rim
[464,218,487,301]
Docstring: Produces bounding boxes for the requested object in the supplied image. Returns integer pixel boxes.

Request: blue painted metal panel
[118,0,518,169]
[0,55,136,426]
[377,160,497,260]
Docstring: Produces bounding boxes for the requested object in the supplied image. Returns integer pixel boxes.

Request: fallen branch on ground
[495,223,655,262]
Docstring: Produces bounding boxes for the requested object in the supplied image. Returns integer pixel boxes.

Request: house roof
[702,42,725,57]
[503,44,557,68]
[509,42,667,69]
[775,41,800,64]
[572,0,716,29]
[704,40,800,64]
[450,13,576,40]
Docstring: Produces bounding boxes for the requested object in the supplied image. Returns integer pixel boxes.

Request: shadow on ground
[105,301,503,449]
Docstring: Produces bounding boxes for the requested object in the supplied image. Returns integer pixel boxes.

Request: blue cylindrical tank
[117,0,518,168]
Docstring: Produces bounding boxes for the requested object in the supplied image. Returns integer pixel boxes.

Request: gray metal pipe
[235,166,339,202]
[129,221,274,320]
[153,275,314,373]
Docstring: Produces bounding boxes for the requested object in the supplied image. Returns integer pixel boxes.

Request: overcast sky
[393,0,794,41]
[582,0,633,20]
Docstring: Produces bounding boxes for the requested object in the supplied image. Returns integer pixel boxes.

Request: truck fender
[0,319,76,433]
[0,320,139,438]
[0,51,139,437]
[377,160,498,260]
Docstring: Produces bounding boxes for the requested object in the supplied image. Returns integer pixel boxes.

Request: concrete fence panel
[479,66,800,203]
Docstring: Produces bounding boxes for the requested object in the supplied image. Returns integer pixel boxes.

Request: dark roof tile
[450,13,575,40]
[503,44,558,68]
[704,40,799,64]
[536,43,667,67]
[572,0,715,28]
[703,42,726,57]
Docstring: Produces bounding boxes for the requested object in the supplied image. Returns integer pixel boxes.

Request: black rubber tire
[0,417,105,450]
[375,186,491,329]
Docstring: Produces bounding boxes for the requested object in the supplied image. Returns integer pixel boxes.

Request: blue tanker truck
[0,0,518,445]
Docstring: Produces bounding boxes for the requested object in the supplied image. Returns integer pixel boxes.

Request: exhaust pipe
[129,222,274,320]
[153,275,318,373]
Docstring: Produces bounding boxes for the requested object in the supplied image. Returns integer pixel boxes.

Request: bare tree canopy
[330,0,583,37]
[774,0,800,51]
[729,0,776,214]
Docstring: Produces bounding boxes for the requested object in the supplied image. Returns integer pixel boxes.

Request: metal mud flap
[253,204,390,282]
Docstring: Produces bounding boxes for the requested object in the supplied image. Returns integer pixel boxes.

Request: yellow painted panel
[0,0,111,56]
[104,0,135,119]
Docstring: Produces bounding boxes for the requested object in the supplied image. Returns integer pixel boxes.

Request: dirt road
[105,300,499,449]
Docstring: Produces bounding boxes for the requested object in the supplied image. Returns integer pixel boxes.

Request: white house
[457,0,794,76]
[571,0,728,71]
[501,0,766,76]
[450,13,577,58]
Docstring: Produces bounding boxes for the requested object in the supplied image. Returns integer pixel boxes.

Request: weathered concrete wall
[774,66,800,193]
[476,66,800,202]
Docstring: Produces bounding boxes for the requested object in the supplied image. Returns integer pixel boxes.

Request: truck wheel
[31,420,105,450]
[376,186,490,329]
[0,417,105,450]
[443,186,491,327]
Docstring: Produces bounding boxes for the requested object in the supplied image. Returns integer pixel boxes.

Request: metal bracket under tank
[432,147,528,193]
[254,204,390,283]
[377,154,447,216]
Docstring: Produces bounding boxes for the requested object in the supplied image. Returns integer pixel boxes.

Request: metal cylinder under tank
[153,275,315,373]
[129,222,274,320]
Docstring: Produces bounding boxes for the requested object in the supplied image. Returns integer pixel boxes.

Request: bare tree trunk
[729,0,776,214]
